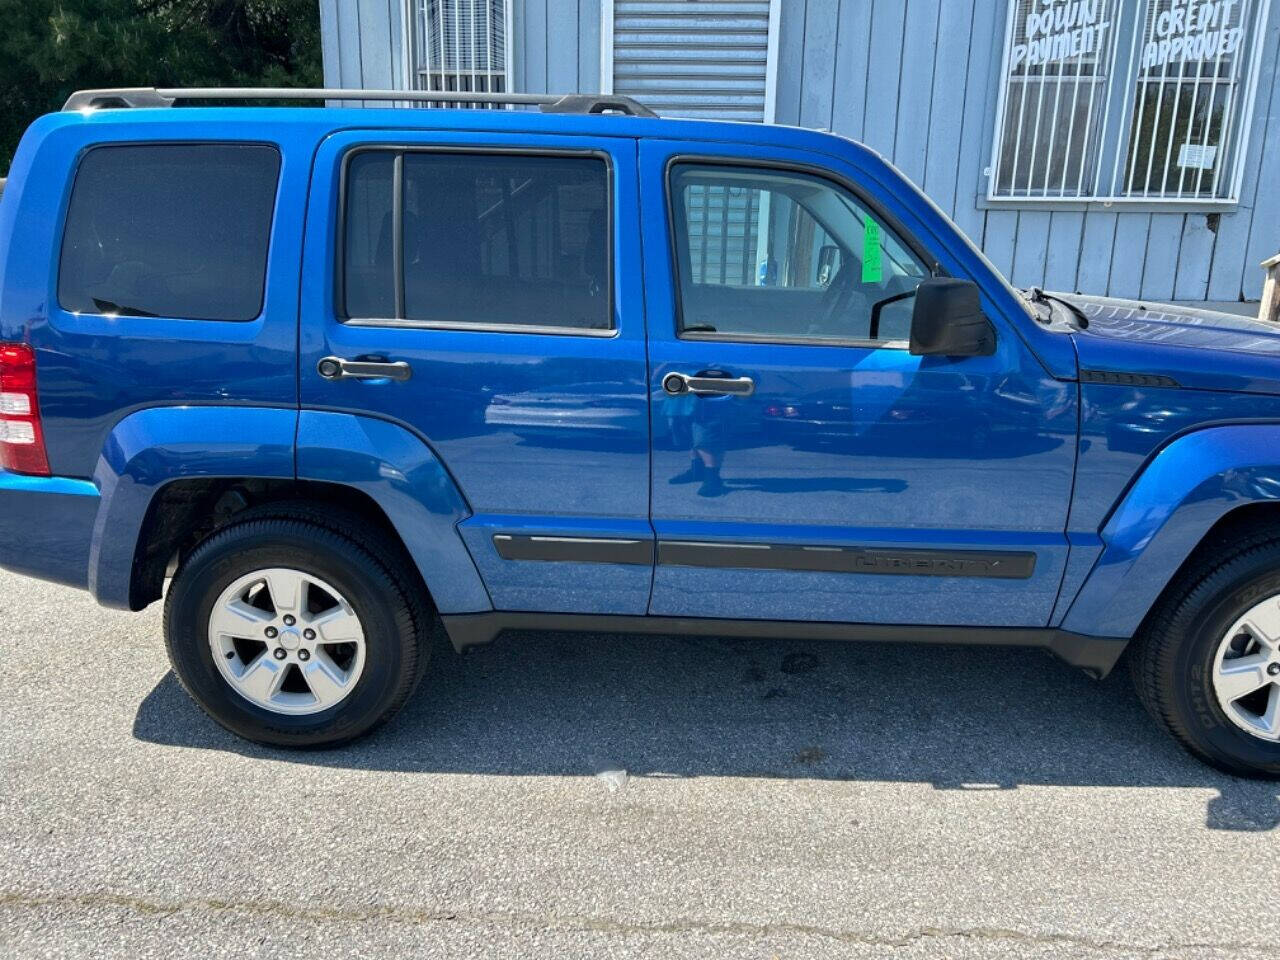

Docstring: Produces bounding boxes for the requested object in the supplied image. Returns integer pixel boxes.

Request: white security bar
[988,0,1270,203]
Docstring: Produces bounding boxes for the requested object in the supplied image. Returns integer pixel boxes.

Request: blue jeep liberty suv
[3,87,1280,776]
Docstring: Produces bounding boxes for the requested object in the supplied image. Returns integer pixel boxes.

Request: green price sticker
[861,219,883,284]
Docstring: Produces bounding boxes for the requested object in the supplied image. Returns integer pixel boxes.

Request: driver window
[670,163,929,344]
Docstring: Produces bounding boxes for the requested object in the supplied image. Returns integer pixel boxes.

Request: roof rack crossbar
[62,87,658,118]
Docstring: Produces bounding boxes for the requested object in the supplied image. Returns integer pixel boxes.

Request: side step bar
[440,612,1129,679]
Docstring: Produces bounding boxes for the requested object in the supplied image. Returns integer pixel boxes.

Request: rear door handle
[317,356,412,382]
[662,371,755,397]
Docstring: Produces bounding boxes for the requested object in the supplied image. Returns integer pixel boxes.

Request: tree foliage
[0,0,321,170]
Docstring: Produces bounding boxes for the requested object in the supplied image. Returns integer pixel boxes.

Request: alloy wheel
[1212,595,1280,741]
[207,568,367,716]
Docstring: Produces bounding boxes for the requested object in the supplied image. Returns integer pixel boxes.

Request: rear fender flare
[89,406,491,615]
[89,406,296,608]
[294,410,490,614]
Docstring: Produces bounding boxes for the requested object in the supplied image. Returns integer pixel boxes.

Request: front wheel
[1133,535,1280,778]
[164,518,427,747]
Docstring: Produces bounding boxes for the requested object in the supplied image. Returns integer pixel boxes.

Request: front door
[300,130,652,615]
[639,141,1077,627]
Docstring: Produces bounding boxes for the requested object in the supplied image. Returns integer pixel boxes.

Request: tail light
[0,343,51,476]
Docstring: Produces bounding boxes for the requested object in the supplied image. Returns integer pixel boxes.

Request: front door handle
[662,371,755,397]
[317,356,413,382]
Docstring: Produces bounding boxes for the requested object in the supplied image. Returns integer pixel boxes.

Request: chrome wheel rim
[208,568,366,716]
[1212,595,1280,741]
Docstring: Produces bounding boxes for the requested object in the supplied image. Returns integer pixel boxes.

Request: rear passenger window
[58,144,280,322]
[342,151,612,331]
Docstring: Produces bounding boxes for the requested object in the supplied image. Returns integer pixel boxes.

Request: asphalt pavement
[3,567,1280,959]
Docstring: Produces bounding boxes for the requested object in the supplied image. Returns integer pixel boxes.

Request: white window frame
[402,0,514,100]
[987,0,1272,205]
[599,0,782,122]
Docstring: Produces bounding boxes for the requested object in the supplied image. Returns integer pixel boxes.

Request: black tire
[1132,530,1280,779]
[225,500,440,686]
[164,516,427,748]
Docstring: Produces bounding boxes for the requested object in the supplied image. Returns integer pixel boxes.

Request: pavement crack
[2,888,1276,955]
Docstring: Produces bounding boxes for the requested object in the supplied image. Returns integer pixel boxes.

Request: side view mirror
[909,278,996,357]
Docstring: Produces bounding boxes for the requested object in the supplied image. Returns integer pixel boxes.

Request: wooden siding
[323,0,1280,302]
[320,0,405,92]
[516,0,602,95]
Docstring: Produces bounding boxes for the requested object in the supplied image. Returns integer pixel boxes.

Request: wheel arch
[128,477,435,611]
[1062,424,1280,638]
[89,406,492,616]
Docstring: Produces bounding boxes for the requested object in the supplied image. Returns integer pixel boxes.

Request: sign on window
[992,0,1119,198]
[1118,0,1256,198]
[989,0,1270,202]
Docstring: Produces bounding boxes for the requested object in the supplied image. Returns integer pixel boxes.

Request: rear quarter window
[58,143,281,322]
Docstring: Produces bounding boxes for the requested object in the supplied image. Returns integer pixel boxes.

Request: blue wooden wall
[321,0,1280,303]
[320,0,405,91]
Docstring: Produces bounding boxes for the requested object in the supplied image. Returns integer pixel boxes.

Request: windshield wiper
[1024,287,1089,329]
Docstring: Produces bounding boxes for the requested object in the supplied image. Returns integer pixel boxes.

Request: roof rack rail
[62,87,658,118]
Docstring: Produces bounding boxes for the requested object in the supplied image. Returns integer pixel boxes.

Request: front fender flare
[1062,424,1280,638]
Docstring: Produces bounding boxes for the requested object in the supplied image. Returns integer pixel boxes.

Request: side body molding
[295,411,491,614]
[90,406,297,608]
[1062,424,1280,638]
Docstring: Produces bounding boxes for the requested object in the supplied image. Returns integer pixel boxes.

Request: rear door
[300,130,652,614]
[639,140,1077,627]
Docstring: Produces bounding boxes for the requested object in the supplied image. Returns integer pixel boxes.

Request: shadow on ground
[134,630,1280,831]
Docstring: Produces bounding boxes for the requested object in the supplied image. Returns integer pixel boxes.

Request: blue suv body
[4,88,1280,774]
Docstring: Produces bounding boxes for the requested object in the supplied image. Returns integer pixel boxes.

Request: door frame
[635,136,1079,628]
[299,127,655,616]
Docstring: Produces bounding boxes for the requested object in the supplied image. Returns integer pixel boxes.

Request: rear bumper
[0,471,99,590]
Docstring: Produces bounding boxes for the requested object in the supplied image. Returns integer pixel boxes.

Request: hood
[1049,292,1280,396]
[1058,293,1280,355]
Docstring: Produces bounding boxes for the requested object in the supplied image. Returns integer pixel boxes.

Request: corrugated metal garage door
[606,0,777,121]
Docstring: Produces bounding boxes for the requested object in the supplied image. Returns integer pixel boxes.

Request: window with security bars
[988,0,1271,202]
[410,0,508,97]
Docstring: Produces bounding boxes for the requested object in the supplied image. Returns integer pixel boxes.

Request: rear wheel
[1132,533,1280,778]
[164,517,426,747]
[207,567,368,717]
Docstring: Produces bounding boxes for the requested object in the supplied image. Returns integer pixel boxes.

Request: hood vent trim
[1080,370,1181,388]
